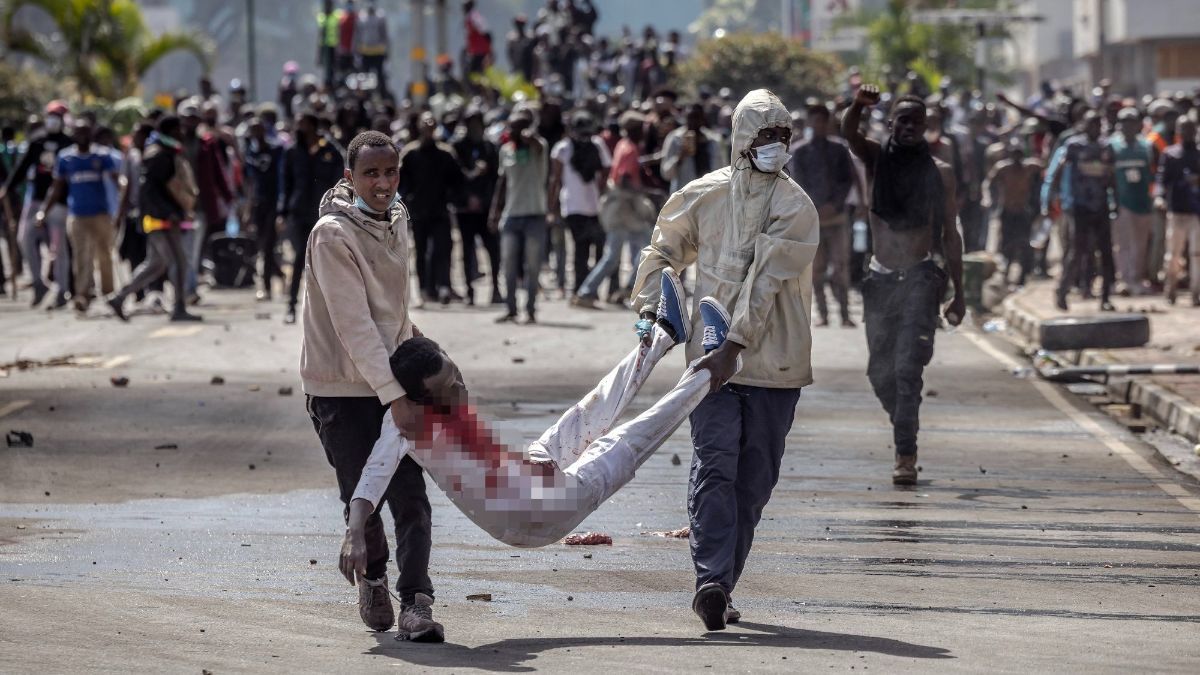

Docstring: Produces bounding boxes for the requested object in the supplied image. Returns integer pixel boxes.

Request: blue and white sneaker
[656,268,690,345]
[698,296,731,354]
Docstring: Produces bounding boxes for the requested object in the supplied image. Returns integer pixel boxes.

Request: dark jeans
[307,395,434,605]
[287,221,314,310]
[1000,209,1034,285]
[1058,207,1114,302]
[564,214,605,293]
[252,200,280,290]
[688,384,802,595]
[457,212,501,297]
[500,214,546,316]
[361,54,388,95]
[412,215,453,297]
[862,260,946,457]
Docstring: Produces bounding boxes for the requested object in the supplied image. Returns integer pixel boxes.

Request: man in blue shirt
[37,119,123,312]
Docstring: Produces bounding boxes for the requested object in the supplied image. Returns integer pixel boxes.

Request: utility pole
[246,0,257,101]
[912,9,1044,99]
[435,0,449,67]
[411,0,428,102]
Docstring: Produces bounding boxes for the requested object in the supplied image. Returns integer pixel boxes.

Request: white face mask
[44,115,64,134]
[748,141,790,173]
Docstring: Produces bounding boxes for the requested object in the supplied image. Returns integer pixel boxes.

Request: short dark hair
[156,115,182,138]
[891,95,927,118]
[389,337,445,403]
[347,130,399,171]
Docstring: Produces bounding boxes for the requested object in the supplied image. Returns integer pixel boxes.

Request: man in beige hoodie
[631,90,820,631]
[300,131,443,643]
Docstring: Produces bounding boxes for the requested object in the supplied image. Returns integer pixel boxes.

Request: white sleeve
[351,410,411,510]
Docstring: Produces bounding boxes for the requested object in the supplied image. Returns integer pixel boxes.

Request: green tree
[840,0,1009,94]
[0,59,68,122]
[674,32,840,109]
[0,0,213,101]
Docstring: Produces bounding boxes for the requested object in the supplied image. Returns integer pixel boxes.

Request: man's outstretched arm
[843,84,881,168]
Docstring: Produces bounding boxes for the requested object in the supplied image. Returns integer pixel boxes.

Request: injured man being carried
[339,270,738,577]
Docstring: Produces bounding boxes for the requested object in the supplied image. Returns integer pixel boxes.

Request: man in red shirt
[337,1,359,80]
[463,1,491,76]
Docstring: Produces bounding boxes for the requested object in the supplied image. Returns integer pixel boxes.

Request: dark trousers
[252,201,280,290]
[1058,207,1114,302]
[307,395,434,605]
[564,214,605,293]
[960,199,987,252]
[863,260,946,457]
[287,220,314,310]
[688,384,802,595]
[1000,209,1034,286]
[361,54,388,94]
[321,45,337,87]
[412,215,453,297]
[457,212,501,297]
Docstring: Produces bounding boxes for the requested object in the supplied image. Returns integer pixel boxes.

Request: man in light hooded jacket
[630,89,820,631]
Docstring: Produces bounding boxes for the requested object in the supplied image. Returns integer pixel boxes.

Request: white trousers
[362,326,721,547]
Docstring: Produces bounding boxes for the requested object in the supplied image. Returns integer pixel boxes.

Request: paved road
[1,292,1198,673]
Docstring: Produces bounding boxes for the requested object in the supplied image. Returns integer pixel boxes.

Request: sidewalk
[1002,280,1200,450]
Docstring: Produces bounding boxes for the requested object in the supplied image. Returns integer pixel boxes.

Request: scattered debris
[642,527,690,539]
[248,385,261,392]
[670,454,681,466]
[110,376,129,387]
[248,464,256,470]
[567,595,573,601]
[982,318,1007,333]
[1020,505,1028,510]
[583,553,592,559]
[6,430,33,448]
[512,357,526,364]
[255,312,271,320]
[979,466,987,474]
[211,376,225,385]
[466,593,492,602]
[0,353,100,372]
[154,443,178,450]
[278,386,293,396]
[309,559,317,565]
[1103,564,1112,569]
[15,525,25,530]
[925,389,938,398]
[564,532,612,545]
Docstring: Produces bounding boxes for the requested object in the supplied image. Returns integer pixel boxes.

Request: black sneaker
[692,582,728,631]
[107,296,129,322]
[283,308,297,325]
[495,313,517,324]
[170,310,203,322]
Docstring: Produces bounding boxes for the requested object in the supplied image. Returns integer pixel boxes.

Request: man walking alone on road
[842,85,965,486]
[631,89,819,631]
[301,131,443,642]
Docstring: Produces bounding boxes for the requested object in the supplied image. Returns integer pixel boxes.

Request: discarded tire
[1038,314,1150,351]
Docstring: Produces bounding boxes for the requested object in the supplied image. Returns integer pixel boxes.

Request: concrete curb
[1001,289,1200,449]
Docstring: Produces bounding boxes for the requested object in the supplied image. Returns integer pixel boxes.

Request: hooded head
[731,89,792,171]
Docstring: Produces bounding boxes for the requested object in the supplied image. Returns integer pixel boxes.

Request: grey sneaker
[396,592,445,643]
[893,453,918,486]
[358,575,395,631]
[725,603,741,624]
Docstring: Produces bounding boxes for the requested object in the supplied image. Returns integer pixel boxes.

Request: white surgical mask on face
[355,192,399,215]
[748,141,790,173]
[44,115,64,134]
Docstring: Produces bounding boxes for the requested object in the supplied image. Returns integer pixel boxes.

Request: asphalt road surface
[1,291,1198,673]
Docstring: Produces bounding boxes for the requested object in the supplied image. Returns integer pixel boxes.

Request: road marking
[963,331,1200,517]
[149,326,204,339]
[100,355,132,369]
[0,400,32,419]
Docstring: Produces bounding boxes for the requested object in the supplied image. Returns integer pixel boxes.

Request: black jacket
[139,142,185,222]
[282,138,344,227]
[2,131,72,204]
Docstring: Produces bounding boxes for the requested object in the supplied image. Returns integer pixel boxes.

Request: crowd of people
[2,0,1199,644]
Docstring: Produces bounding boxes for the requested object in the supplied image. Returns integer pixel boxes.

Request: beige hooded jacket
[631,89,820,389]
[300,180,414,403]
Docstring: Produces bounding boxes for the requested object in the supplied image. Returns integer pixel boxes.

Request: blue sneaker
[655,268,690,345]
[698,296,731,354]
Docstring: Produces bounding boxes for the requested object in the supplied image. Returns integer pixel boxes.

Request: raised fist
[855,84,881,107]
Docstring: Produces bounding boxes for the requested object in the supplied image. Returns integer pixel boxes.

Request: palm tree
[0,0,214,101]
